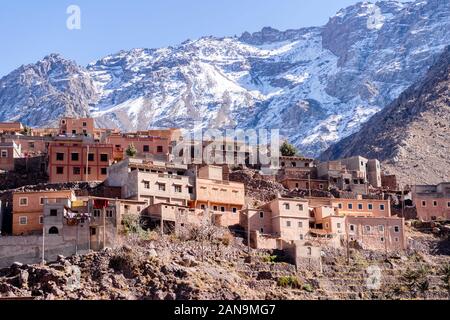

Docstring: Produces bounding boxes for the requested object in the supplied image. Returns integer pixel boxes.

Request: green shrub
[262,255,278,263]
[277,276,302,289]
[302,283,314,292]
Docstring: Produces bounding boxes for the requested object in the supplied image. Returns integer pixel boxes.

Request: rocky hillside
[0,54,95,127]
[320,46,450,185]
[0,0,449,156]
[0,230,449,300]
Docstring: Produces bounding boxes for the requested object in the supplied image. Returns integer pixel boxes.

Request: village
[0,117,449,273]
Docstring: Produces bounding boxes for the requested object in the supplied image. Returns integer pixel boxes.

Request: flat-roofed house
[413,183,450,221]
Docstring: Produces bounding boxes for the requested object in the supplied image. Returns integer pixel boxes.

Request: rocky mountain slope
[320,46,450,185]
[1,231,449,300]
[0,0,449,156]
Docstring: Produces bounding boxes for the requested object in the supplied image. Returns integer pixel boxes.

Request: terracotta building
[192,166,245,227]
[0,122,24,135]
[107,158,195,206]
[48,137,113,183]
[0,141,21,171]
[59,117,95,137]
[12,190,75,235]
[413,183,450,221]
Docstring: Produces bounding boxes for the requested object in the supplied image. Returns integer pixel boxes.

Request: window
[368,203,373,210]
[188,187,194,194]
[259,211,264,219]
[88,153,95,162]
[174,185,182,193]
[380,204,385,211]
[84,167,92,175]
[29,142,35,148]
[40,197,47,205]
[365,225,371,232]
[93,209,101,218]
[295,183,299,188]
[286,221,291,227]
[73,167,81,175]
[100,154,108,162]
[49,227,59,235]
[39,216,44,224]
[19,216,28,225]
[158,183,166,191]
[213,206,218,211]
[232,207,237,214]
[422,200,427,207]
[394,226,400,233]
[338,203,343,209]
[56,167,64,174]
[358,203,363,210]
[0,150,7,158]
[448,202,450,208]
[56,153,64,161]
[143,181,150,189]
[90,228,96,236]
[319,184,324,190]
[433,201,438,207]
[284,203,290,210]
[348,203,353,210]
[72,130,77,135]
[378,225,384,232]
[298,204,304,211]
[19,197,28,206]
[100,167,107,175]
[325,223,329,229]
[299,234,304,240]
[349,225,355,232]
[200,204,206,210]
[157,146,163,153]
[394,237,399,242]
[71,153,79,161]
[143,145,150,152]
[82,122,87,127]
[337,223,341,229]
[298,221,303,228]
[220,207,225,212]
[260,228,264,233]
[380,237,384,242]
[106,209,114,218]
[50,209,58,217]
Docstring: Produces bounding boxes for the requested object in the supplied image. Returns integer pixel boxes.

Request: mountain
[0,0,449,156]
[0,54,95,126]
[320,45,450,185]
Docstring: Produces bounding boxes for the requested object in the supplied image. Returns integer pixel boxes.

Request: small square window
[88,153,95,162]
[365,225,371,232]
[394,226,400,233]
[358,204,363,210]
[50,209,58,217]
[433,201,438,207]
[378,225,384,232]
[213,206,218,211]
[298,204,304,211]
[39,216,44,224]
[100,154,108,162]
[93,209,101,217]
[56,167,64,174]
[73,167,81,175]
[337,223,341,229]
[19,197,28,206]
[158,183,166,191]
[421,201,427,207]
[298,221,303,228]
[100,167,107,175]
[19,216,27,225]
[143,145,150,152]
[71,153,79,161]
[220,207,225,212]
[284,203,290,210]
[338,203,343,209]
[349,225,355,232]
[40,197,46,205]
[157,146,163,153]
[143,181,150,189]
[56,153,64,161]
[260,228,264,233]
[259,211,264,218]
[286,221,291,227]
[83,122,87,127]
[348,203,353,210]
[232,207,237,214]
[1,150,7,158]
[174,185,182,193]
[368,204,373,210]
[200,204,206,210]
[380,204,385,211]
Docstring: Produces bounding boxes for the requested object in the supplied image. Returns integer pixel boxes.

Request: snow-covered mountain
[0,0,449,156]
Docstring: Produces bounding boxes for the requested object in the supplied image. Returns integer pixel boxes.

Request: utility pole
[345,218,350,265]
[308,173,312,197]
[86,145,90,182]
[103,205,106,249]
[41,216,45,265]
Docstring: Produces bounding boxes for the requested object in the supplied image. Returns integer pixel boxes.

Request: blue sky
[0,0,394,77]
